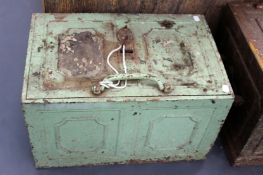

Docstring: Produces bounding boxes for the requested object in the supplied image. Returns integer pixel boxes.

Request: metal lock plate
[23,14,232,102]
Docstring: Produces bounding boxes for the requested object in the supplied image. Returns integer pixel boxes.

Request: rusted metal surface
[217,2,263,166]
[116,26,135,56]
[158,20,175,29]
[24,13,233,100]
[116,26,133,45]
[22,13,234,168]
[175,41,194,74]
[58,31,104,79]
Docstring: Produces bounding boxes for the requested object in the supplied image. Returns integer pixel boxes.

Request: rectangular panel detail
[40,110,120,165]
[134,108,214,158]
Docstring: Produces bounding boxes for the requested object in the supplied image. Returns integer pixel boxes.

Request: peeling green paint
[22,13,233,168]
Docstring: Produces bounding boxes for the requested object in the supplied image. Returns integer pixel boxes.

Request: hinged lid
[22,14,232,103]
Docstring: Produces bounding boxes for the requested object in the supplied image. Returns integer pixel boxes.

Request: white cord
[100,45,128,89]
[105,45,122,87]
[123,45,127,86]
[106,45,122,74]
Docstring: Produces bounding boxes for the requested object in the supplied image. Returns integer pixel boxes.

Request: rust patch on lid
[172,41,195,75]
[58,31,104,79]
[158,20,175,29]
[54,14,67,22]
[116,26,134,45]
[142,29,153,61]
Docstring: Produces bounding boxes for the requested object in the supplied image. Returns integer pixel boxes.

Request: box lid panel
[24,14,232,100]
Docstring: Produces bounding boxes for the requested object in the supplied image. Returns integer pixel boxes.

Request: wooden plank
[43,0,181,13]
[178,0,214,13]
[42,0,261,34]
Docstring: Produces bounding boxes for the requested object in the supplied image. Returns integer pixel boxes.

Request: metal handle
[91,73,173,95]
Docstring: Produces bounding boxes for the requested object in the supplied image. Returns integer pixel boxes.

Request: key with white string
[99,44,128,89]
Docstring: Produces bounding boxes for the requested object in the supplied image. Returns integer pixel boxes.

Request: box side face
[23,98,232,167]
[24,13,232,103]
[218,3,263,166]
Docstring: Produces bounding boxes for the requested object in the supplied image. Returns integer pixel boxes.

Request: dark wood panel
[43,0,260,34]
[217,2,263,166]
[43,0,219,13]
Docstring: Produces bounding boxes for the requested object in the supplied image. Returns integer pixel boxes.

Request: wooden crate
[217,2,263,166]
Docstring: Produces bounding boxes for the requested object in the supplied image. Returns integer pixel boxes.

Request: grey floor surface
[0,0,263,174]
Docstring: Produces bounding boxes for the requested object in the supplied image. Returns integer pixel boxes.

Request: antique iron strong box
[22,13,233,168]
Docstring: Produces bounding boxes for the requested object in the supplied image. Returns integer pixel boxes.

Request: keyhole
[120,48,133,53]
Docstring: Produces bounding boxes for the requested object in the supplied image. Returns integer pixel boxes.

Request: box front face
[24,99,232,167]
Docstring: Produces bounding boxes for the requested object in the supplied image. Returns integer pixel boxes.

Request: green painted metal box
[22,13,234,168]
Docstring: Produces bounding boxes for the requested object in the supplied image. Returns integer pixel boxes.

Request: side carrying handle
[91,73,173,95]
